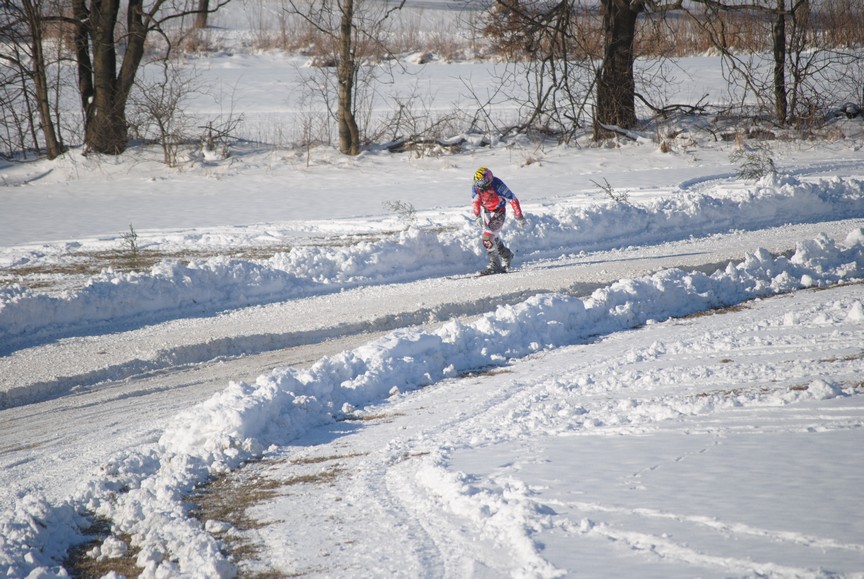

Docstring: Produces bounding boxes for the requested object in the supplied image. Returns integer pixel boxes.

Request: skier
[471,166,526,275]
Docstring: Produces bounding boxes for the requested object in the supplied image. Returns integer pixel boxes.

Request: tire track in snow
[425,287,864,577]
[565,517,823,578]
[564,501,864,554]
[240,364,564,576]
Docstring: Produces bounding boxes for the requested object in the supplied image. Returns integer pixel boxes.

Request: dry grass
[340,411,405,422]
[286,452,366,465]
[185,452,367,577]
[0,228,406,293]
[64,453,362,579]
[459,367,514,379]
[475,3,864,62]
[187,468,286,578]
[0,245,292,291]
[189,472,285,533]
[63,517,141,579]
[684,302,752,320]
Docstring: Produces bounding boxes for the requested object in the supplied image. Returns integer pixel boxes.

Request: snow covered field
[2,5,864,576]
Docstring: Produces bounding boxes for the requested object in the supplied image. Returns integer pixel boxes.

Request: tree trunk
[22,0,63,159]
[118,0,148,111]
[594,0,642,140]
[337,0,360,155]
[82,0,127,153]
[195,0,210,29]
[72,0,149,154]
[785,0,810,124]
[772,0,788,124]
[71,0,94,122]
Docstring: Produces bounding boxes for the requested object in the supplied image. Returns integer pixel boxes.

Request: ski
[478,267,508,277]
[446,267,511,280]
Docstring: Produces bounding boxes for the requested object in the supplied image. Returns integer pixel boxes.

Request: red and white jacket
[472,177,523,218]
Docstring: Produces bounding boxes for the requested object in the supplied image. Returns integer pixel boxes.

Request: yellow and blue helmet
[474,167,493,189]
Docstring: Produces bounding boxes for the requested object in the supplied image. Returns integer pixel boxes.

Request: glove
[516,216,527,227]
[474,214,483,225]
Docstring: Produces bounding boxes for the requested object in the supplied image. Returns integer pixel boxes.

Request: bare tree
[72,0,209,154]
[594,0,644,138]
[684,0,803,124]
[482,0,596,142]
[195,0,209,29]
[337,0,360,154]
[555,0,859,139]
[0,0,64,158]
[66,0,230,155]
[676,0,863,127]
[286,0,405,155]
[772,0,788,123]
[483,0,669,141]
[129,57,201,166]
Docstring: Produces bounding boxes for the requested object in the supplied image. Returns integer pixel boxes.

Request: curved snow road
[1,218,862,524]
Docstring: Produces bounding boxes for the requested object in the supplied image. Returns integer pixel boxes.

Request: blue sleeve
[492,178,515,200]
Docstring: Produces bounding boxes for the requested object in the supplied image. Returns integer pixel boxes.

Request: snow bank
[519,174,864,255]
[3,175,864,355]
[0,496,85,578]
[5,228,858,578]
